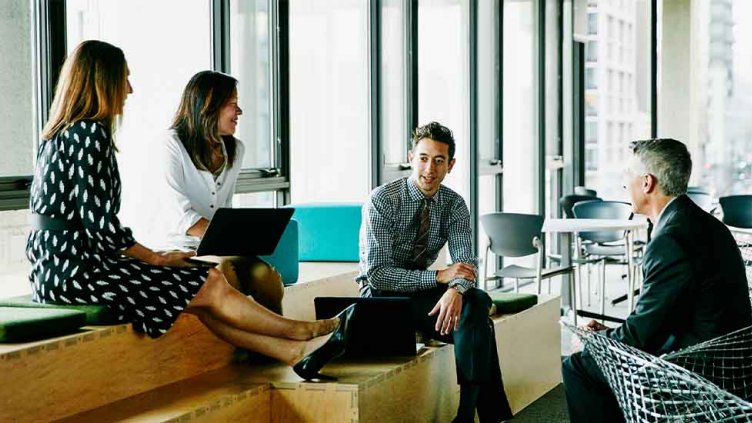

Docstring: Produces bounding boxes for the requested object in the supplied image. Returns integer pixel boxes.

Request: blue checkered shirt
[356,177,477,293]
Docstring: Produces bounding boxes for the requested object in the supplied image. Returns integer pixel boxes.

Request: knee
[192,267,231,310]
[460,288,492,320]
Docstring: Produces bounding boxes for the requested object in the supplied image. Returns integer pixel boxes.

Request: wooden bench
[0,264,561,422]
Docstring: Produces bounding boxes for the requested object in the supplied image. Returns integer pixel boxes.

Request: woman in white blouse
[155,71,283,317]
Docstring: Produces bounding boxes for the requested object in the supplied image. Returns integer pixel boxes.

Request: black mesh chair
[480,212,571,293]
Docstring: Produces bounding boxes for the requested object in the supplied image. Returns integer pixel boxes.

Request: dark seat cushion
[0,307,87,342]
[489,292,538,314]
[0,295,118,325]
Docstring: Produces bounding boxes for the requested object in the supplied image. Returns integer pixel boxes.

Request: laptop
[189,207,294,263]
[314,296,418,358]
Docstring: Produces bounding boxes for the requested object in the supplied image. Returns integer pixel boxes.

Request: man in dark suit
[562,138,752,422]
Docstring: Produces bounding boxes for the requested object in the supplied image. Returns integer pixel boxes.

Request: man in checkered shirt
[356,122,512,423]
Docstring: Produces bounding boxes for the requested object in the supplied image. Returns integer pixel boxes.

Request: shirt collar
[406,177,443,206]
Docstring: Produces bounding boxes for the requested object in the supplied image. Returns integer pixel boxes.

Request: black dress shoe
[292,304,356,381]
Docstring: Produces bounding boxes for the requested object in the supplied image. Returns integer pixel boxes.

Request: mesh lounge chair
[564,322,752,422]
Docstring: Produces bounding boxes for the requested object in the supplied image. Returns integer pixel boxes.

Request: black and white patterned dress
[26,120,209,337]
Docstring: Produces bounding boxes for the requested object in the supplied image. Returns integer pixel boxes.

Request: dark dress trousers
[562,195,752,423]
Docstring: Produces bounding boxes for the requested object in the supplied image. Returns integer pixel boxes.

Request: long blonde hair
[42,40,129,141]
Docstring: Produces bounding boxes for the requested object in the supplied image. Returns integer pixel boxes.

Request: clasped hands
[430,262,476,336]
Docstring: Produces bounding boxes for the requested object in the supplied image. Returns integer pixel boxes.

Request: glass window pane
[0,0,35,177]
[0,210,32,299]
[478,0,497,161]
[65,0,213,239]
[289,0,370,203]
[502,0,536,213]
[685,0,751,195]
[382,0,408,165]
[418,0,470,201]
[231,0,272,169]
[584,0,652,201]
[233,191,276,207]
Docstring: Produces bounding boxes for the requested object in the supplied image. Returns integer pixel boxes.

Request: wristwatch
[449,283,467,295]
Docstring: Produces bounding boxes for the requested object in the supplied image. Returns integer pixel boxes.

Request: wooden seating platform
[0,263,561,422]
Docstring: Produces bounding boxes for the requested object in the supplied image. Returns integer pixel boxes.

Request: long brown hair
[171,71,239,171]
[42,40,129,141]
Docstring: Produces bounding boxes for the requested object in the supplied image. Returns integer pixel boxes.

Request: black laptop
[314,296,417,358]
[190,207,294,262]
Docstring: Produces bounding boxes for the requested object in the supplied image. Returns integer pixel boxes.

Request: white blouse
[151,129,244,250]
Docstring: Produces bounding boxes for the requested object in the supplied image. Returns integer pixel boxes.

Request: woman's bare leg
[186,268,336,341]
[218,258,284,315]
[195,312,332,365]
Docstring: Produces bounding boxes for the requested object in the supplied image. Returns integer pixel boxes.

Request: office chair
[572,200,640,318]
[480,212,571,294]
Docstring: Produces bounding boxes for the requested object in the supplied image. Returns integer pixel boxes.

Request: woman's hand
[155,251,198,267]
[123,242,198,267]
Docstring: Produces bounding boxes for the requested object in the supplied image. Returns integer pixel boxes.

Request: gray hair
[629,138,692,196]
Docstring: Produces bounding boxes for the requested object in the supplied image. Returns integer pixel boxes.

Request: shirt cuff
[422,270,439,290]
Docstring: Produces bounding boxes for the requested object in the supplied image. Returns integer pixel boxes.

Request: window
[0,0,35,178]
[586,68,598,89]
[65,0,213,241]
[418,0,470,201]
[289,0,370,203]
[230,0,273,171]
[588,13,598,35]
[585,1,652,201]
[382,0,409,167]
[586,40,598,62]
[502,0,536,213]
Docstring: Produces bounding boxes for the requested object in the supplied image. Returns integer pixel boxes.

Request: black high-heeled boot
[292,303,356,381]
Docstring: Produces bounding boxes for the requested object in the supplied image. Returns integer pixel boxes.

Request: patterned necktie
[412,198,432,268]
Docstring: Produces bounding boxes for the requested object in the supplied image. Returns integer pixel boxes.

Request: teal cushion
[284,203,362,262]
[489,292,538,314]
[260,219,300,285]
[0,306,87,342]
[0,295,118,325]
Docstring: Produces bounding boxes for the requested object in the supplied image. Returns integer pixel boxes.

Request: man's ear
[447,158,456,173]
[408,150,414,162]
[644,174,658,193]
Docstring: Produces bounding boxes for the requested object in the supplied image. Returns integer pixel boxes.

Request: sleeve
[158,134,205,235]
[446,198,478,292]
[363,193,438,293]
[71,121,136,253]
[606,234,691,353]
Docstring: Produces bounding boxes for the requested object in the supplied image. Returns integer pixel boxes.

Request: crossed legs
[185,267,337,365]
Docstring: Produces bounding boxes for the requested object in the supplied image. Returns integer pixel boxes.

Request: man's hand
[428,288,463,336]
[582,319,608,332]
[436,262,476,284]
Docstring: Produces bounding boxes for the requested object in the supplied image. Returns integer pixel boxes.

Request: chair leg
[600,262,606,323]
[514,278,519,293]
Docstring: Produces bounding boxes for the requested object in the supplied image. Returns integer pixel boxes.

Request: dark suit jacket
[607,194,752,354]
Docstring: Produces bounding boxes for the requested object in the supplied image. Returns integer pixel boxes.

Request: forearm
[123,242,164,266]
[186,217,210,238]
[368,265,437,292]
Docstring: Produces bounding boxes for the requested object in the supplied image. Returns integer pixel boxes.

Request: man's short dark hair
[412,121,456,160]
[629,138,692,196]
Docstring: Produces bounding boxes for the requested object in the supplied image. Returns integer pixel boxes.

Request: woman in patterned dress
[26,40,348,376]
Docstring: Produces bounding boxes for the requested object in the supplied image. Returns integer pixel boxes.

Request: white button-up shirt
[150,129,244,250]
